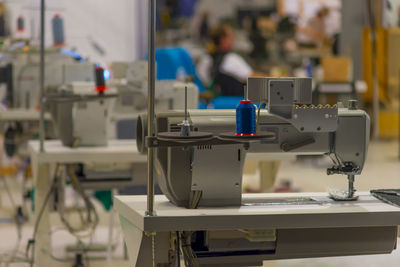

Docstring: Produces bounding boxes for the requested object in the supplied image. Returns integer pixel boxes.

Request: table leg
[107,204,115,260]
[34,163,53,265]
[259,161,281,192]
[119,215,170,266]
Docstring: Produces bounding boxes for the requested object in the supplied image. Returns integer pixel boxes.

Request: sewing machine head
[137,77,370,208]
[48,81,118,147]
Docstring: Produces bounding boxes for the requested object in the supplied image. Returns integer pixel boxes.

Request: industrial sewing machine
[114,2,400,263]
[112,77,400,267]
[136,77,369,207]
[0,45,93,110]
[0,46,92,158]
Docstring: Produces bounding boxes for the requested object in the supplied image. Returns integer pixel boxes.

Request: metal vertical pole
[366,0,379,139]
[184,86,188,121]
[39,0,45,152]
[147,0,156,217]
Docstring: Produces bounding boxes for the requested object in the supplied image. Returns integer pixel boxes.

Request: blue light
[61,48,84,61]
[103,69,111,81]
[96,64,111,81]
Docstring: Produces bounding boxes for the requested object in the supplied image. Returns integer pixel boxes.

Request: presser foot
[329,191,359,201]
[329,174,359,201]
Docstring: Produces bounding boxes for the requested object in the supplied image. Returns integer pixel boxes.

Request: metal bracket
[291,105,338,133]
[145,132,276,150]
[327,162,360,176]
[146,135,251,150]
[280,138,316,152]
[266,79,339,133]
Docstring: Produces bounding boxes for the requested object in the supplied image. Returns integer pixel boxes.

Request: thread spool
[236,100,257,136]
[52,14,65,46]
[17,16,24,32]
[95,66,107,94]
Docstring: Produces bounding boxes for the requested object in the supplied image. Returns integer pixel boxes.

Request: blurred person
[297,6,331,47]
[198,24,261,97]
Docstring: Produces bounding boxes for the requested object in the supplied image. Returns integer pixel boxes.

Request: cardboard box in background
[0,3,4,16]
[322,57,352,83]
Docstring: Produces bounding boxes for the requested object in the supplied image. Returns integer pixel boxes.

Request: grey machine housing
[137,77,370,208]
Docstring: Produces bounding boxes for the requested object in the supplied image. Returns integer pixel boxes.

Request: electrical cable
[189,191,202,209]
[180,232,199,267]
[57,164,99,239]
[59,140,99,239]
[256,102,267,133]
[2,178,17,209]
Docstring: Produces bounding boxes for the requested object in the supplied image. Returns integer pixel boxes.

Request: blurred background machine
[112,61,198,113]
[0,46,94,110]
[109,60,199,140]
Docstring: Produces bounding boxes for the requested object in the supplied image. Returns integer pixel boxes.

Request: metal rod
[347,174,355,198]
[146,0,156,217]
[39,0,45,152]
[184,86,188,121]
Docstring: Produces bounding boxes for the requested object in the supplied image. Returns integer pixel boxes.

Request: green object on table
[94,190,113,211]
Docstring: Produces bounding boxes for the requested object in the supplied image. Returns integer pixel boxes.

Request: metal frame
[146,2,157,265]
[39,0,45,152]
[146,0,156,217]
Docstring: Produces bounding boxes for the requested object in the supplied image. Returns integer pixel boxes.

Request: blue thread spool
[52,14,65,46]
[236,100,257,136]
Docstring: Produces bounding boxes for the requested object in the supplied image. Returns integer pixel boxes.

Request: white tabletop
[0,109,51,121]
[28,139,146,164]
[114,192,400,232]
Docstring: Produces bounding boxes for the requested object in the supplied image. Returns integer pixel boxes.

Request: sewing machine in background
[111,61,198,115]
[0,45,93,110]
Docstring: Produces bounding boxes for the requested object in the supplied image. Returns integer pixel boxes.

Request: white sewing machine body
[48,81,117,147]
[111,61,199,115]
[0,46,94,110]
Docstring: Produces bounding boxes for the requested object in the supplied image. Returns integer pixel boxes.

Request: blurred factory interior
[0,0,400,266]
